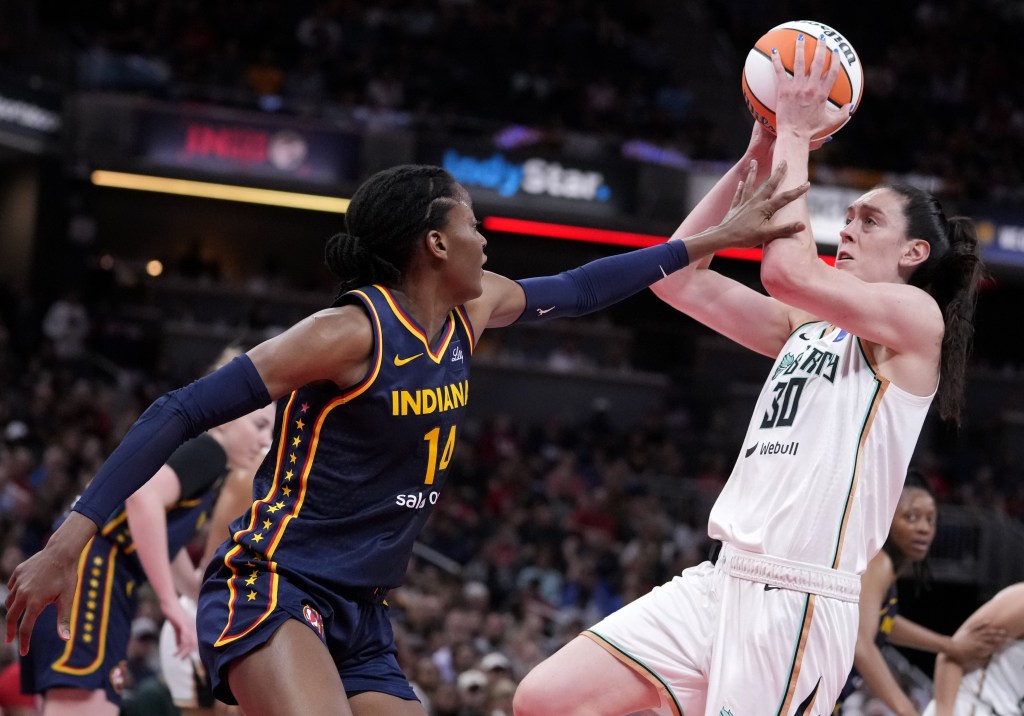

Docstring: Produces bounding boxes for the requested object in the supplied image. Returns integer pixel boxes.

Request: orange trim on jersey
[830,340,890,569]
[213,544,280,647]
[52,540,118,675]
[453,304,475,354]
[100,511,127,537]
[265,390,351,558]
[582,631,682,716]
[375,285,456,363]
[216,308,386,646]
[776,595,818,715]
[342,289,385,401]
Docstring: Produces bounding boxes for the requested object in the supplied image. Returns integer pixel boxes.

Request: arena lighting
[89,170,350,213]
[481,216,836,265]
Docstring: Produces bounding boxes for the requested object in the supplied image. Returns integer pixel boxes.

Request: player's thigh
[706,585,856,716]
[227,619,349,716]
[350,690,428,716]
[514,635,661,716]
[42,687,118,716]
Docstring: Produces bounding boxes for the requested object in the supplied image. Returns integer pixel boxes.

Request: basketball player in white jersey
[924,583,1024,716]
[513,35,985,716]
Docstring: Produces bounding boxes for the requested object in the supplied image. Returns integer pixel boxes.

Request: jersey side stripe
[775,594,817,716]
[52,540,118,675]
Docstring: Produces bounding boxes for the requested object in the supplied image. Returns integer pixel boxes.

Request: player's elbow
[760,258,808,303]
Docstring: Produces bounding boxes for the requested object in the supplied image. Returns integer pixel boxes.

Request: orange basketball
[741,20,864,140]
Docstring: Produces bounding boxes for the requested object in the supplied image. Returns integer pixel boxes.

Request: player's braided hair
[324,165,463,299]
[883,183,986,425]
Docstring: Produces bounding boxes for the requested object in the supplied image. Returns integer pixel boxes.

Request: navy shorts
[21,536,138,705]
[197,543,417,705]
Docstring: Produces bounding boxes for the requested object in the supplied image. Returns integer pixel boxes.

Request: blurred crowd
[1,0,1022,200]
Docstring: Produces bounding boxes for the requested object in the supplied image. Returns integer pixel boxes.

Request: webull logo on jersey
[744,440,801,457]
[395,490,441,509]
[442,149,612,202]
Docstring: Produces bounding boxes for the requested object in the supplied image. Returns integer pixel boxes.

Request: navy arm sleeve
[72,355,271,526]
[514,240,689,323]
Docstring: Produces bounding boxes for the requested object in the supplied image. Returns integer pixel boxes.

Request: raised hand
[712,159,808,249]
[771,33,846,139]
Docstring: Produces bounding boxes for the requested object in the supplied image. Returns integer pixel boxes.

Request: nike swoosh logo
[394,353,423,367]
[744,443,758,458]
[536,306,556,316]
[659,264,668,278]
[764,584,782,592]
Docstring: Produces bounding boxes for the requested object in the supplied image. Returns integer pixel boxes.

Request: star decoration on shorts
[247,590,257,601]
[267,503,282,514]
[263,519,272,530]
[252,532,264,543]
[284,470,293,481]
[245,572,258,586]
[295,419,305,430]
[292,436,302,447]
[300,402,309,413]
[282,486,292,497]
[289,453,297,464]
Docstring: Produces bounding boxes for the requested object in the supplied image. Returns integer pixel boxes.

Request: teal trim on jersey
[585,630,684,716]
[774,593,811,716]
[854,338,877,376]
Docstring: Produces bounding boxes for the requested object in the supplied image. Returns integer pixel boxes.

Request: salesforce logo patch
[442,149,611,202]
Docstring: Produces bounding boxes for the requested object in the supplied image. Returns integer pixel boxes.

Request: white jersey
[922,640,1024,716]
[708,321,934,574]
[958,640,1024,714]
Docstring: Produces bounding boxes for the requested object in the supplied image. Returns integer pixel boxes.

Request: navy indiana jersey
[23,434,228,704]
[215,285,474,618]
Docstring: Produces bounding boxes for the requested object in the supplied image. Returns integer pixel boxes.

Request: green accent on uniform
[585,630,684,716]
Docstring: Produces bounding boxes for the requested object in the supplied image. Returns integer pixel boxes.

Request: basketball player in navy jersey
[19,381,274,716]
[515,36,985,716]
[6,163,807,715]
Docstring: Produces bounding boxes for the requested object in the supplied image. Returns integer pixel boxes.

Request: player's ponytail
[930,217,984,424]
[882,183,986,425]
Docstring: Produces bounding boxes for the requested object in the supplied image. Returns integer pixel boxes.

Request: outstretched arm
[889,614,1005,665]
[6,304,374,654]
[470,162,807,331]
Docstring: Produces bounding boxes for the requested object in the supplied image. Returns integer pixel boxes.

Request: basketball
[741,20,864,140]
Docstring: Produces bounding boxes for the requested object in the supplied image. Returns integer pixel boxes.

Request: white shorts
[158,595,207,709]
[923,695,997,716]
[586,544,859,716]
